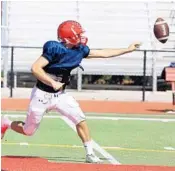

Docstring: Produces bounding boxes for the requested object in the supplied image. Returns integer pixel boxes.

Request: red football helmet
[57,20,88,46]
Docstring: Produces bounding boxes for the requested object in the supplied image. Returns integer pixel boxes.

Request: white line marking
[87,116,175,122]
[3,114,175,122]
[19,142,29,146]
[164,147,175,151]
[60,116,120,165]
[166,111,175,114]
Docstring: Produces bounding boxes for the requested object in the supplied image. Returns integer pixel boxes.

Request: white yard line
[164,147,175,151]
[87,116,175,122]
[3,114,175,122]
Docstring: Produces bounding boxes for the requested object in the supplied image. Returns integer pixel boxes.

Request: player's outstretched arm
[87,42,141,59]
[31,56,64,90]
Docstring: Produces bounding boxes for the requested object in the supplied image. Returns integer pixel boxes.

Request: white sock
[3,116,12,129]
[84,140,94,155]
[7,120,12,129]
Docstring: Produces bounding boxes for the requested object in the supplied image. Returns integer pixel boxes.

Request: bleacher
[1,1,175,84]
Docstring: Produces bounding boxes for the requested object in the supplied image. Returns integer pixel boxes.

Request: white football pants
[23,86,85,135]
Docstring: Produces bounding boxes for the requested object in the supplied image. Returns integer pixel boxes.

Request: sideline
[2,114,175,122]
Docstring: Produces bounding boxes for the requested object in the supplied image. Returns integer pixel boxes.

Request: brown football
[154,18,169,43]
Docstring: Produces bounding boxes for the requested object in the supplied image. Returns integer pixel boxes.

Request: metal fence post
[152,53,157,92]
[142,50,147,101]
[10,46,14,97]
[14,72,17,88]
[2,48,8,88]
[77,68,82,91]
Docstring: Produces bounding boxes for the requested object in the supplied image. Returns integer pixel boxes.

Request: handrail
[2,45,175,52]
[1,45,175,99]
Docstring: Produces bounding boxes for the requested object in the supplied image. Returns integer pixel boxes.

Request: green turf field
[1,111,175,166]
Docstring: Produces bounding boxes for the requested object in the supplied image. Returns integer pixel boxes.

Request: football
[153,18,169,43]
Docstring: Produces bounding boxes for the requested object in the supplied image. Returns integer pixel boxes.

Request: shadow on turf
[45,156,106,163]
[47,156,85,163]
[2,155,42,159]
[147,109,175,113]
[2,155,94,163]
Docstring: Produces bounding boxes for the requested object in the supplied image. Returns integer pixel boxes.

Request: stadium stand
[1,1,175,88]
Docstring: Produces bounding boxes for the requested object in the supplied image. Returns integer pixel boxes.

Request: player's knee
[23,124,38,136]
[23,111,43,136]
[24,131,34,136]
[81,115,86,121]
[23,128,36,136]
[76,115,86,125]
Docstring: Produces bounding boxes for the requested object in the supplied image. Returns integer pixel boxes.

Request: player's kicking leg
[1,110,45,139]
[1,88,47,139]
[76,120,102,163]
[55,93,102,163]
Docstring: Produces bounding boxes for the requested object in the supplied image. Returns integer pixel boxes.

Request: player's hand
[128,42,142,52]
[51,81,65,91]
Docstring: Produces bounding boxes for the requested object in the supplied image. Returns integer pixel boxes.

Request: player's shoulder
[79,44,90,51]
[43,40,65,49]
[79,44,90,57]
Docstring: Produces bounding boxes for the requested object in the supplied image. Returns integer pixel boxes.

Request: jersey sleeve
[42,41,63,62]
[82,45,90,58]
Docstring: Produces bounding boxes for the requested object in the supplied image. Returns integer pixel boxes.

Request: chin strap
[80,36,88,45]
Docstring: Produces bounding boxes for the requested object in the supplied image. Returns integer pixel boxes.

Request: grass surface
[1,112,175,166]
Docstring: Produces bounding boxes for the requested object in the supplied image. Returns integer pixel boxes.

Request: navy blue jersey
[36,41,90,92]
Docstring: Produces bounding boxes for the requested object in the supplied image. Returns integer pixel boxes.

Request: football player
[1,20,141,163]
